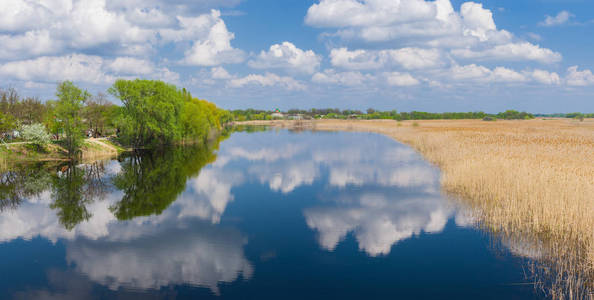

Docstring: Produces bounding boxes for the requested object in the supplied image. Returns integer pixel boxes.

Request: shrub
[482,116,496,121]
[21,123,51,147]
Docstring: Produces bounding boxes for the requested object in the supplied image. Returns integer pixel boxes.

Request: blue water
[0,129,542,299]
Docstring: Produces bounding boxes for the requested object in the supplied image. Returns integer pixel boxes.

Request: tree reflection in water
[50,164,91,230]
[110,141,221,221]
[0,136,225,231]
[0,163,52,211]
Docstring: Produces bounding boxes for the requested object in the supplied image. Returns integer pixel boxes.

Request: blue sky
[1,0,593,113]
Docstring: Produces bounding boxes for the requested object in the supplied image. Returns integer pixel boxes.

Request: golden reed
[244,118,594,299]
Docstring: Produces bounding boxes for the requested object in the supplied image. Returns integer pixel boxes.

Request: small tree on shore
[54,81,90,158]
[21,123,51,149]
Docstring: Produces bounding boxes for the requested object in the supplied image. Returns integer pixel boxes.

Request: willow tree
[109,79,184,148]
[181,98,210,143]
[109,79,229,148]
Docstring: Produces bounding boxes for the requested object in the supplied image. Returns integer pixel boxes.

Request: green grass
[83,141,103,151]
[103,138,128,153]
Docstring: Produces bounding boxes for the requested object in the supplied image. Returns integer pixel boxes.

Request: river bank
[240,118,594,299]
[0,138,128,169]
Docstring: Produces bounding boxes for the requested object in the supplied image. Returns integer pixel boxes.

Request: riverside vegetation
[242,118,594,299]
[0,79,231,166]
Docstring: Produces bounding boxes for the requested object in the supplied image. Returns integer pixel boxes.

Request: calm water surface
[0,129,542,299]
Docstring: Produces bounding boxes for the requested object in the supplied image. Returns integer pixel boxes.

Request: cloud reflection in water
[216,131,450,256]
[2,130,530,295]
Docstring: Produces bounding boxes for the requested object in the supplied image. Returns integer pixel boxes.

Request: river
[0,128,543,299]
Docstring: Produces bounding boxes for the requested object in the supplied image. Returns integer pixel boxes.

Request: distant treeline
[534,113,594,119]
[232,109,539,121]
[0,80,231,157]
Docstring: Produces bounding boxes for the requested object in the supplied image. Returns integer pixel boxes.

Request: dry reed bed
[245,118,594,298]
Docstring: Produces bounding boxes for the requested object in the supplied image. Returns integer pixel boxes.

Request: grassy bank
[242,118,593,298]
[0,138,128,168]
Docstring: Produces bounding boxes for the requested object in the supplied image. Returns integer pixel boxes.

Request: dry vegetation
[81,138,125,161]
[243,118,594,299]
[0,138,125,165]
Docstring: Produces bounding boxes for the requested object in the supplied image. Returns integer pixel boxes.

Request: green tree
[0,111,16,139]
[110,141,221,220]
[181,98,210,142]
[84,92,113,137]
[43,100,60,140]
[20,123,51,148]
[218,110,234,125]
[54,81,90,157]
[109,79,228,148]
[109,79,184,147]
[0,163,52,211]
[50,164,91,230]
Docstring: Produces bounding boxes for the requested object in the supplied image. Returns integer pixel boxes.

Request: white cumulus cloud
[229,73,305,90]
[312,69,374,86]
[211,66,232,79]
[248,42,321,74]
[539,11,574,27]
[0,54,113,84]
[0,54,180,85]
[108,57,155,75]
[451,42,562,64]
[385,72,421,86]
[181,10,245,66]
[306,0,561,66]
[330,47,444,70]
[528,69,561,85]
[565,66,594,86]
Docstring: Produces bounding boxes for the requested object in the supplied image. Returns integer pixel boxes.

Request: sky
[1,0,593,113]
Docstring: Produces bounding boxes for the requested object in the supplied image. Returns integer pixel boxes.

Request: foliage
[20,123,51,146]
[0,88,46,125]
[218,109,234,124]
[109,79,184,147]
[496,110,534,120]
[54,81,90,157]
[1,136,224,226]
[0,111,16,137]
[110,139,222,220]
[83,92,116,137]
[181,97,211,142]
[0,163,52,211]
[109,79,228,148]
[50,163,91,230]
[232,109,274,121]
